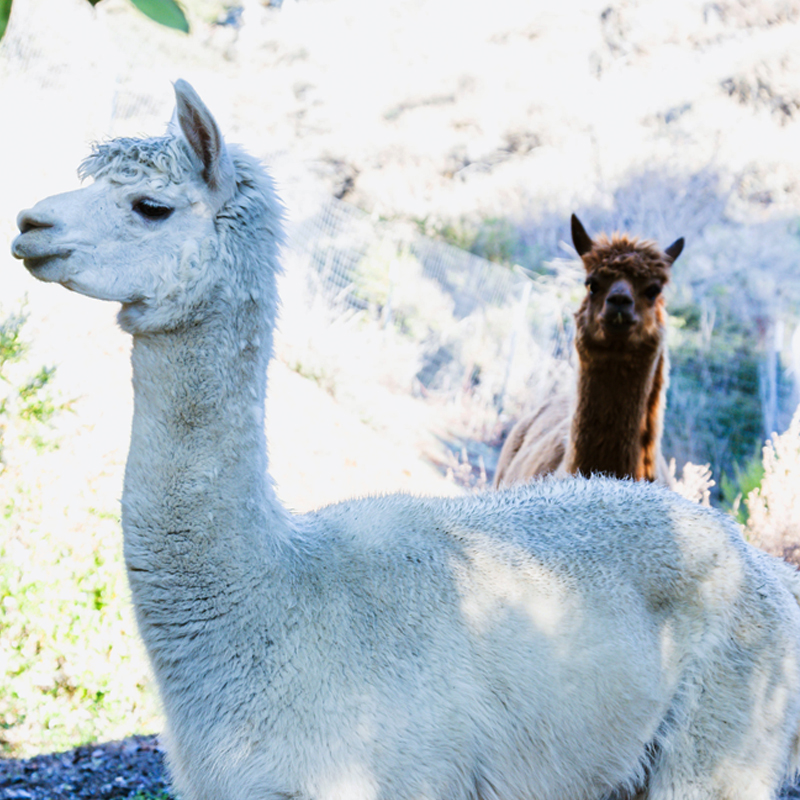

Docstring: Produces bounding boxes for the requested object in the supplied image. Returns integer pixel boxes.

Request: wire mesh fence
[285,191,800,490]
[283,194,569,415]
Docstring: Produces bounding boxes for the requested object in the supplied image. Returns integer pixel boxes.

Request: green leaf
[86,0,104,7]
[129,0,189,32]
[0,0,12,42]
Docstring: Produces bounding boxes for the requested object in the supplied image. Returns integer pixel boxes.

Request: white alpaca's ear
[172,79,236,202]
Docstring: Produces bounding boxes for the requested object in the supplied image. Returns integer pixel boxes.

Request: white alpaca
[12,81,800,800]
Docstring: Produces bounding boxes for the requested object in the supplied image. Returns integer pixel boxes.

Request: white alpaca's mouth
[11,233,74,273]
[21,252,73,272]
[18,252,77,285]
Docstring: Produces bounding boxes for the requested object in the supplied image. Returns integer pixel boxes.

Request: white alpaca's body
[12,82,800,800]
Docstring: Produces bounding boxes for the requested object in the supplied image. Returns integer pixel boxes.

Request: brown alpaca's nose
[606,291,633,310]
[16,209,55,234]
[604,282,636,326]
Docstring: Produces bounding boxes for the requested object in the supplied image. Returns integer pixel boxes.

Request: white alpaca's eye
[133,198,174,221]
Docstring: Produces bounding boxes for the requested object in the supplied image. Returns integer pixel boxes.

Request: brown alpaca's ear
[664,237,684,263]
[571,214,594,257]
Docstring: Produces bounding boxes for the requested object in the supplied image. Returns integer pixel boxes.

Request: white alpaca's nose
[11,203,73,267]
[16,208,55,235]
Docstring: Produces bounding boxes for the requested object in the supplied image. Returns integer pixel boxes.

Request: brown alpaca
[494,214,684,488]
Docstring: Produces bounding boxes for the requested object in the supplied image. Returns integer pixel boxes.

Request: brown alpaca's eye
[585,277,599,296]
[133,198,174,221]
[644,284,662,301]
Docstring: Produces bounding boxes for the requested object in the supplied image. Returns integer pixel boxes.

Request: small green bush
[720,452,765,523]
[664,302,767,498]
[0,306,162,756]
[416,216,532,268]
[0,308,67,464]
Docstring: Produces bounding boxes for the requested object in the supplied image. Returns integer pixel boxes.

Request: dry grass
[744,404,800,564]
[670,459,715,507]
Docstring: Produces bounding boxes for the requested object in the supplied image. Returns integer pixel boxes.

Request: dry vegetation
[744,405,800,564]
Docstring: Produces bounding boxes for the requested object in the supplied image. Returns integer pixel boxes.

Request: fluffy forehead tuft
[79,136,196,186]
[583,233,672,284]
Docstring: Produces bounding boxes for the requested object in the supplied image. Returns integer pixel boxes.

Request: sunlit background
[1,0,800,759]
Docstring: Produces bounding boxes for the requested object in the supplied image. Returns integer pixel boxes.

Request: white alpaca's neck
[121,308,292,642]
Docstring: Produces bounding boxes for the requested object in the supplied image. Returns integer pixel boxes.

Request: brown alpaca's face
[580,265,667,348]
[569,215,682,354]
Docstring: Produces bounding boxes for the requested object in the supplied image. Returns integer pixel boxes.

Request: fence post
[761,318,783,439]
[791,323,800,414]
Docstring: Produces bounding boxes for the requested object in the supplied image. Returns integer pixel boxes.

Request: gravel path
[0,736,172,800]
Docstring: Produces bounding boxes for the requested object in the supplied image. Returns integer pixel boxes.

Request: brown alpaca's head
[571,214,683,354]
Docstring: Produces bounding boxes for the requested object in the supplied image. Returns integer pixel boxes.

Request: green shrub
[0,515,157,755]
[720,451,765,523]
[663,302,767,499]
[0,308,66,464]
[416,216,532,268]
[0,306,162,756]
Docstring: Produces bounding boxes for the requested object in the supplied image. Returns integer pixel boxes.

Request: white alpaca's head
[12,80,283,335]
